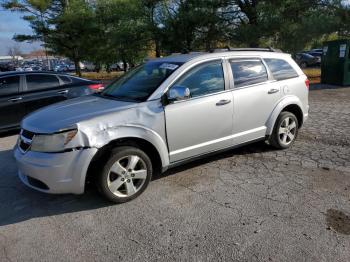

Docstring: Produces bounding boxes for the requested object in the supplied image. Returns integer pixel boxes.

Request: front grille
[19,140,31,152]
[21,129,35,140]
[18,129,35,153]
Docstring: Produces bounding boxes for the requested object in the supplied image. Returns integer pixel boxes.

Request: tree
[46,0,96,76]
[7,44,23,65]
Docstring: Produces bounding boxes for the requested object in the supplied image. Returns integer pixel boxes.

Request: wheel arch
[266,97,305,136]
[82,125,169,190]
[85,136,166,187]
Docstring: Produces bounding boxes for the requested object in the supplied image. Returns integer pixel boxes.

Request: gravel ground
[0,86,349,262]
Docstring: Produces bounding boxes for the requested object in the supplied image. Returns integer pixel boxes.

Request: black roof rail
[209,46,282,53]
[227,47,282,52]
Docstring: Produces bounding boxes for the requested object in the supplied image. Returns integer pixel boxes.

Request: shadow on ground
[0,141,276,227]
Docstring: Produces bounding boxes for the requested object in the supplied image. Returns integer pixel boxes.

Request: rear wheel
[269,111,299,149]
[98,146,152,203]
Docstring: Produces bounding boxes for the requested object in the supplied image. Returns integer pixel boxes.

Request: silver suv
[14,49,309,203]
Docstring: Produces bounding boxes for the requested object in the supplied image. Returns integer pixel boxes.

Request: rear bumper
[14,146,97,194]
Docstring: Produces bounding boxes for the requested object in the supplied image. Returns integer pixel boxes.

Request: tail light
[88,83,104,90]
[305,79,310,89]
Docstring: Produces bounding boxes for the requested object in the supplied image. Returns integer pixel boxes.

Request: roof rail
[209,46,282,53]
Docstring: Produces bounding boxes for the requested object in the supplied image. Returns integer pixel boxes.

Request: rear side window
[264,58,298,81]
[26,74,60,91]
[174,60,225,98]
[230,59,268,88]
[0,76,20,96]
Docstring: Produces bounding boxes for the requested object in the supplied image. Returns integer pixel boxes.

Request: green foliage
[1,0,348,71]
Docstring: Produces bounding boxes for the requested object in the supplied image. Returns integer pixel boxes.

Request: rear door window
[26,74,60,91]
[264,58,299,81]
[230,59,268,88]
[0,75,20,96]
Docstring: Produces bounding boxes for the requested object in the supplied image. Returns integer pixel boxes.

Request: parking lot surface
[0,86,349,262]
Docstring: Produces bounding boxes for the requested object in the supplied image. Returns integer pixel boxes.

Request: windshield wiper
[98,93,142,102]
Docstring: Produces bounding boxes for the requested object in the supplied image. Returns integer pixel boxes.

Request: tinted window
[230,60,268,88]
[264,58,298,81]
[59,75,72,84]
[26,74,60,91]
[174,61,224,98]
[0,76,20,96]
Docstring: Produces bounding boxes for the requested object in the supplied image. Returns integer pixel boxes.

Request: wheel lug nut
[127,179,130,183]
[131,174,134,177]
[121,178,125,181]
[122,171,125,174]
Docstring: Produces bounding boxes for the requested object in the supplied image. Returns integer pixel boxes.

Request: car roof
[148,50,291,64]
[0,71,74,77]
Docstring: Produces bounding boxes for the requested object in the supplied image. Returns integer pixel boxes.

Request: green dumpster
[321,39,350,86]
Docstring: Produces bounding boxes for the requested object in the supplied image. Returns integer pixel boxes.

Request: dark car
[294,53,319,68]
[0,71,104,132]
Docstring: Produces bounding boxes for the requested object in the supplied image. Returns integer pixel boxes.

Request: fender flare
[266,96,304,135]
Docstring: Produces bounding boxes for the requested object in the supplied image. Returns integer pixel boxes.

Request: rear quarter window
[59,75,73,84]
[264,58,299,81]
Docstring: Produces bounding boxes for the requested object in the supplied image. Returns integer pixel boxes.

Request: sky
[0,9,42,56]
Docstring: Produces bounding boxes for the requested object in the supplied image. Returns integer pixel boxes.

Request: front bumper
[14,146,98,194]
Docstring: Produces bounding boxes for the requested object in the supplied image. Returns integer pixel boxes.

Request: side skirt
[162,136,266,172]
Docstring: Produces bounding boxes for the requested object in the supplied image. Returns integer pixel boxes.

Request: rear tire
[97,146,152,203]
[269,111,299,149]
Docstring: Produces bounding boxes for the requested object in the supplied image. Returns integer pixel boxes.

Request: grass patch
[75,71,124,80]
[303,68,321,84]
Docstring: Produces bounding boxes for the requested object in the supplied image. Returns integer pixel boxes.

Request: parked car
[14,49,309,203]
[0,71,103,132]
[68,62,85,71]
[294,53,319,68]
[53,64,68,72]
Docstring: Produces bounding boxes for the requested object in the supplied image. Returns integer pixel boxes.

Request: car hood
[22,95,137,133]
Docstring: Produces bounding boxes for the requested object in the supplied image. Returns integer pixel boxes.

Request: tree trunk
[74,59,81,77]
[155,39,161,57]
[122,59,127,72]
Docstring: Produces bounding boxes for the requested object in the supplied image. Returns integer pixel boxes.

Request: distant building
[0,56,23,63]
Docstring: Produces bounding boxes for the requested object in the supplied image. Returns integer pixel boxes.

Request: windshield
[101,61,183,102]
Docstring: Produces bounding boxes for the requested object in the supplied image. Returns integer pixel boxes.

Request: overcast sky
[0,9,41,56]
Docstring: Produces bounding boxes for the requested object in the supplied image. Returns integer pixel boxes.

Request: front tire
[98,146,152,203]
[269,111,299,149]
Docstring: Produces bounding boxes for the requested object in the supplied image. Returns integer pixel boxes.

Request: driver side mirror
[167,85,191,103]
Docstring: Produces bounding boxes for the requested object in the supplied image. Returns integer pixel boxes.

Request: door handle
[268,88,279,94]
[57,90,68,95]
[8,97,22,102]
[216,99,231,106]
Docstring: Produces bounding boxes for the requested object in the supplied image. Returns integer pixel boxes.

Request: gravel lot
[0,86,349,262]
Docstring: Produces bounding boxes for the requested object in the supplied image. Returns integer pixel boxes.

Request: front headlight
[31,129,78,153]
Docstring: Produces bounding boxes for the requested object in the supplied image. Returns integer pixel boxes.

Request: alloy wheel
[278,117,297,146]
[107,155,147,198]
